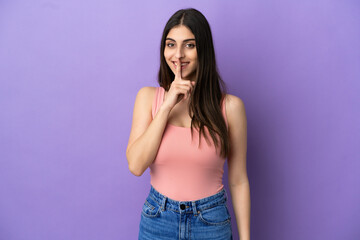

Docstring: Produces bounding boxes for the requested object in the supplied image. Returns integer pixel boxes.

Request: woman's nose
[175,46,184,59]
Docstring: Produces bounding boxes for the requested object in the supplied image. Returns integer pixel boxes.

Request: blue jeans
[138,185,233,240]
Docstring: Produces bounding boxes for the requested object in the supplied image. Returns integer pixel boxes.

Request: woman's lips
[172,61,189,69]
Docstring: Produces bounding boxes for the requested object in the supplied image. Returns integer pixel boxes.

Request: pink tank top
[150,86,228,201]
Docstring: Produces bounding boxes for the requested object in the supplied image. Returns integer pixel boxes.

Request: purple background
[0,0,359,239]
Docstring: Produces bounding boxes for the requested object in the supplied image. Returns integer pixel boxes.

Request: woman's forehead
[166,25,195,40]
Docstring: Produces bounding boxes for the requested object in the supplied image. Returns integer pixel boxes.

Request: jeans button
[180,204,185,210]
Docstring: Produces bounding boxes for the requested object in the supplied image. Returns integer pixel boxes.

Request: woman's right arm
[126,59,194,176]
[126,86,172,176]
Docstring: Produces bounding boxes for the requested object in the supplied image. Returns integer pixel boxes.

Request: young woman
[126,8,250,240]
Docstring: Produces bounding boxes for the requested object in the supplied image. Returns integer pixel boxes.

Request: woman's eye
[166,43,195,48]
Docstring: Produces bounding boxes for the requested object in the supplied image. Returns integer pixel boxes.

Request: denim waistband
[148,185,228,215]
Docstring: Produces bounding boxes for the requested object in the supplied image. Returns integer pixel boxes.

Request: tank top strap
[152,86,165,119]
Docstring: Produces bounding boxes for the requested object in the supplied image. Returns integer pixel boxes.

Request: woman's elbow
[126,156,144,177]
[128,164,144,177]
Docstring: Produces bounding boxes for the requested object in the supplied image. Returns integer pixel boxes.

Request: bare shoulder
[127,86,157,153]
[223,93,247,128]
[132,86,157,122]
[136,86,157,101]
[134,86,158,110]
[224,93,246,114]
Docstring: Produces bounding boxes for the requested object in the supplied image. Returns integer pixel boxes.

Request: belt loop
[192,201,197,216]
[161,196,167,211]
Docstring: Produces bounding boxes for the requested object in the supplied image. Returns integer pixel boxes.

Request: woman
[126,8,250,240]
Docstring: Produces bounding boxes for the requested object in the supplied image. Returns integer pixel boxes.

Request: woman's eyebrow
[166,38,195,42]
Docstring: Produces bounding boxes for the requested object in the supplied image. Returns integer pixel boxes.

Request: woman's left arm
[225,94,250,240]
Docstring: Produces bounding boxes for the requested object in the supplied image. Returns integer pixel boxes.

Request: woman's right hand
[162,59,196,110]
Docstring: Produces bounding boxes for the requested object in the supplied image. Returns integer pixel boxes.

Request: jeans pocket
[198,203,231,226]
[141,196,161,218]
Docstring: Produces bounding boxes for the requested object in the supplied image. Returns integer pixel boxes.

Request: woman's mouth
[172,61,189,69]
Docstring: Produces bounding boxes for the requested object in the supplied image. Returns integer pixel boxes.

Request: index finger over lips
[176,59,182,80]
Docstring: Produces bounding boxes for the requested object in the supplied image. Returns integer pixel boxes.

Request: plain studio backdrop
[0,0,359,239]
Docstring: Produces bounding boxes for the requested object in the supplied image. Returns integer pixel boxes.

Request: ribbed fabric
[150,86,228,201]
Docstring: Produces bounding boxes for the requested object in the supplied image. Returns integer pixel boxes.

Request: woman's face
[164,25,198,82]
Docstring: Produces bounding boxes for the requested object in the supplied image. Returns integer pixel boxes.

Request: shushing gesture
[163,59,196,110]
